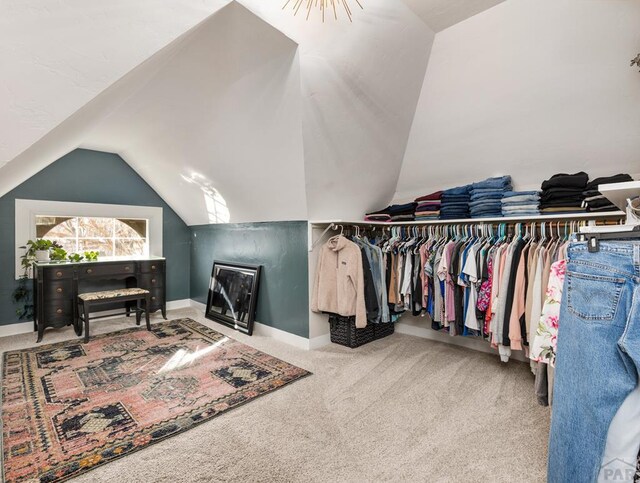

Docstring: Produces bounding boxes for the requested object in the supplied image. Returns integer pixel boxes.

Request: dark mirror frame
[205,261,262,336]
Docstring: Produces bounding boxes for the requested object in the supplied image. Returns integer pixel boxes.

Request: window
[35,216,149,258]
[15,200,163,279]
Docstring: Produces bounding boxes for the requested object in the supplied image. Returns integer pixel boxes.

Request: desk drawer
[45,267,74,280]
[147,288,164,309]
[139,261,164,274]
[44,281,73,301]
[44,300,73,322]
[138,274,164,289]
[82,263,135,278]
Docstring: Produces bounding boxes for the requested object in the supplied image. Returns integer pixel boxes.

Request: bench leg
[83,302,91,343]
[75,300,83,336]
[136,299,142,326]
[145,295,151,331]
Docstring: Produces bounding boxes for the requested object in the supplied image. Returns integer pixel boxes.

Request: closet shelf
[308,211,625,251]
[310,211,625,227]
[598,181,640,211]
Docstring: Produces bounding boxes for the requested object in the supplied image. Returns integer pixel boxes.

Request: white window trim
[15,199,163,280]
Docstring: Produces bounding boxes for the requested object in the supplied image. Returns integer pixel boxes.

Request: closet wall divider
[307,211,626,356]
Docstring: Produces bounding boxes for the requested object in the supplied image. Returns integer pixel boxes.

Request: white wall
[395,0,640,202]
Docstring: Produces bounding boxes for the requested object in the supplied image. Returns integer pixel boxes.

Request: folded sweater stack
[539,172,588,214]
[414,191,442,220]
[365,202,417,222]
[469,176,512,218]
[440,185,471,220]
[582,174,633,212]
[501,191,540,217]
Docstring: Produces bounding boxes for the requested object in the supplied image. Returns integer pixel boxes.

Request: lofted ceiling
[0,0,434,224]
[400,0,505,32]
[395,0,640,202]
[2,0,638,225]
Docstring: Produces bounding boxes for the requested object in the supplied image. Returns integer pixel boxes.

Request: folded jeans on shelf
[502,190,541,198]
[470,193,506,201]
[442,185,471,196]
[502,196,541,204]
[471,175,512,190]
[501,200,541,207]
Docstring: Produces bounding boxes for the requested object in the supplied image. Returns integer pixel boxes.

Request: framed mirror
[205,261,262,335]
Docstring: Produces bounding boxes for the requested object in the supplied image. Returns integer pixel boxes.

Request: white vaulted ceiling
[399,0,505,32]
[2,0,639,224]
[0,0,436,224]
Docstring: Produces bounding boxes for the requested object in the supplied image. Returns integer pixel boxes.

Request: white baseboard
[0,299,192,339]
[188,300,319,350]
[309,333,331,349]
[395,322,528,363]
[189,300,208,312]
[0,321,34,338]
[166,299,191,310]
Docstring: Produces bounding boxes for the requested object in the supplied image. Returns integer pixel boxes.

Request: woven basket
[329,315,394,348]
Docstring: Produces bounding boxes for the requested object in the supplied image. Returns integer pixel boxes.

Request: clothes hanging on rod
[312,219,593,364]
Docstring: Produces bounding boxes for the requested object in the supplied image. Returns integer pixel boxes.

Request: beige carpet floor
[0,308,550,482]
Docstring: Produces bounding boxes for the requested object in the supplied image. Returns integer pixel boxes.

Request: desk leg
[36,326,44,343]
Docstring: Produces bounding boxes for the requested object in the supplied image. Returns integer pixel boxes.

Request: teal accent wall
[0,149,191,326]
[190,222,309,338]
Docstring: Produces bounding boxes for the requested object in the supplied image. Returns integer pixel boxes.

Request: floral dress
[531,259,566,367]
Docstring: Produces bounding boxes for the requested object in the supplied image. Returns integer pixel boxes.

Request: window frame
[15,199,163,280]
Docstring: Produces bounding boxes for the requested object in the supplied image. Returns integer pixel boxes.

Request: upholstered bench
[77,288,151,343]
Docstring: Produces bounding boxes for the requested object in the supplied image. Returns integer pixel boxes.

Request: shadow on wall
[181,173,230,223]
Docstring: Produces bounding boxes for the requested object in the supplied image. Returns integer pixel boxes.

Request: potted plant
[84,251,99,261]
[25,239,55,262]
[67,253,84,263]
[50,247,68,261]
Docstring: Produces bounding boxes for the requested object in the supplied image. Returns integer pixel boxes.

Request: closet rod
[307,212,625,251]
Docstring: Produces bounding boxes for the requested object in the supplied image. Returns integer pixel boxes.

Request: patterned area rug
[2,318,310,482]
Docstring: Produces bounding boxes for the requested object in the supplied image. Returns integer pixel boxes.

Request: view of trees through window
[36,216,148,258]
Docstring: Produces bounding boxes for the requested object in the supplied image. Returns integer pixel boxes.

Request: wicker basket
[329,315,394,348]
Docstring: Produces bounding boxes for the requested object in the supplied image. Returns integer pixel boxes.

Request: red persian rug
[2,318,310,482]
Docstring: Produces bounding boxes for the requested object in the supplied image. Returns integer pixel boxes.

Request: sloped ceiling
[395,0,640,202]
[0,0,230,168]
[400,0,505,32]
[84,3,306,225]
[0,0,435,224]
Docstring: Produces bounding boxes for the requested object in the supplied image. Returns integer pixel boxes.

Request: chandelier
[283,0,363,22]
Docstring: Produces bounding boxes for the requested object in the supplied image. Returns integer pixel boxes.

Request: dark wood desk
[33,257,166,342]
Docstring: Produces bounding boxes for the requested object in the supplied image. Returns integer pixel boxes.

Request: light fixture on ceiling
[283,0,363,22]
[632,53,640,72]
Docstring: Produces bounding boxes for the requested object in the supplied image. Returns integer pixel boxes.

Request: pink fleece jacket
[311,235,368,328]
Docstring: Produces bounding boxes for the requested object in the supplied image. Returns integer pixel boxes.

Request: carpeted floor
[0,308,550,482]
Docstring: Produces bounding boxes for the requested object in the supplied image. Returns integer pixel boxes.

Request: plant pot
[35,250,50,262]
